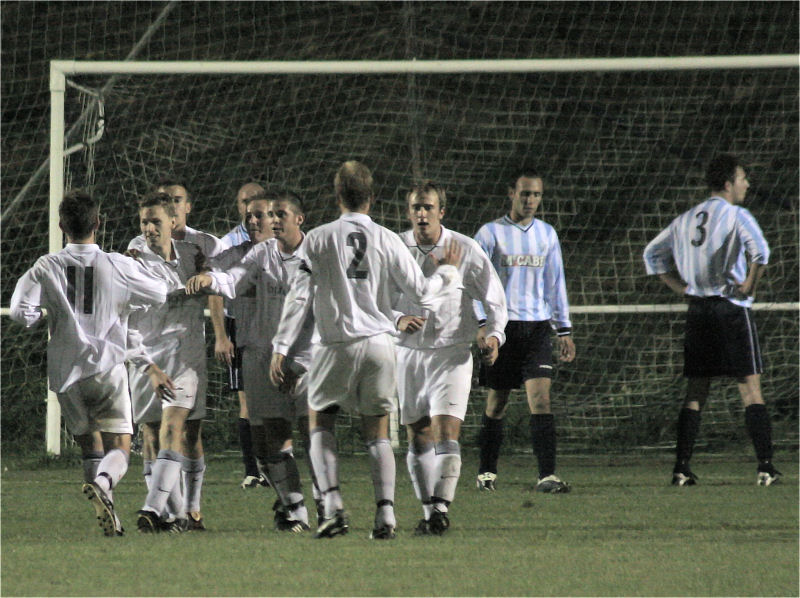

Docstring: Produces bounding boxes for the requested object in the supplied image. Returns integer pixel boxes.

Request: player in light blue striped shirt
[643,154,781,487]
[473,171,576,493]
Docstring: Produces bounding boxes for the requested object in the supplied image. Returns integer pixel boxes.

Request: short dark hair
[59,189,98,239]
[138,191,176,217]
[509,170,542,191]
[706,154,742,191]
[406,181,447,210]
[272,190,305,216]
[335,161,373,210]
[156,176,191,200]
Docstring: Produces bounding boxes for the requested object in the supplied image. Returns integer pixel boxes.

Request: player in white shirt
[269,161,463,540]
[393,182,508,535]
[127,191,209,532]
[187,192,314,532]
[643,154,780,487]
[154,178,227,529]
[10,190,170,536]
[213,183,269,489]
[474,171,576,494]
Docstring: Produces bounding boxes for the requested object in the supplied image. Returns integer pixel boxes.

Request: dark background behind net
[2,1,797,454]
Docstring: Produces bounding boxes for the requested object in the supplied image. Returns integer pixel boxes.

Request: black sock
[744,404,773,464]
[675,408,701,470]
[478,413,504,474]
[530,414,556,478]
[238,418,259,477]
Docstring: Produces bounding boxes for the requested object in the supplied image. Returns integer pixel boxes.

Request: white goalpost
[37,55,799,454]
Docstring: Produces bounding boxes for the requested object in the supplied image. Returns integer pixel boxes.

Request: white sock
[310,427,342,518]
[166,471,185,519]
[367,438,396,528]
[406,443,435,519]
[142,449,182,516]
[432,440,461,513]
[182,456,205,514]
[142,459,154,491]
[94,448,129,503]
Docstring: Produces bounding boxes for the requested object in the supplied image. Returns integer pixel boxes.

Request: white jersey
[643,196,770,308]
[10,243,168,393]
[207,238,314,369]
[220,222,250,249]
[474,215,572,330]
[208,239,257,328]
[126,237,208,376]
[272,212,461,352]
[394,226,508,349]
[180,225,227,259]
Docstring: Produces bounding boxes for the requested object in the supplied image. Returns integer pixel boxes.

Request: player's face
[408,191,444,242]
[269,200,304,245]
[139,205,175,253]
[509,176,543,222]
[245,199,273,243]
[160,185,191,230]
[729,166,749,204]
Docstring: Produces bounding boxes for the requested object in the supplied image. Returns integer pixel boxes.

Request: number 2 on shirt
[346,231,368,279]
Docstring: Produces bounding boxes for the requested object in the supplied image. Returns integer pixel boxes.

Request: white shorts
[242,347,307,424]
[129,364,207,424]
[57,363,133,436]
[308,333,397,416]
[396,343,473,425]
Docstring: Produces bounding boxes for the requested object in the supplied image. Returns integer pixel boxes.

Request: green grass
[1,452,797,597]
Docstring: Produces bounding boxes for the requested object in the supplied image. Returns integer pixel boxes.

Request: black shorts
[483,320,553,390]
[684,297,763,378]
[225,316,244,391]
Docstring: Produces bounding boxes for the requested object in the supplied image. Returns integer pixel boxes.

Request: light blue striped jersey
[643,196,769,307]
[474,215,571,329]
[221,223,250,249]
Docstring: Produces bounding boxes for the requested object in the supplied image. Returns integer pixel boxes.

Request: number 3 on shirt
[66,265,94,314]
[346,232,368,279]
[691,211,709,247]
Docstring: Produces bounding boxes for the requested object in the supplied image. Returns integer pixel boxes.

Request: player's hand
[185,274,212,294]
[735,280,754,300]
[479,334,500,366]
[145,363,176,401]
[215,336,235,365]
[124,248,142,262]
[269,352,287,387]
[432,239,463,269]
[397,315,426,333]
[557,335,576,363]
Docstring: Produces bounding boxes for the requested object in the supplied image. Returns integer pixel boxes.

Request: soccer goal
[21,52,795,455]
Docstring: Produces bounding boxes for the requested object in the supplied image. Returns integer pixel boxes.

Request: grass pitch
[1,451,796,596]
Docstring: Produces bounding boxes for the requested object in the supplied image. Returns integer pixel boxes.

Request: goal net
[2,2,797,455]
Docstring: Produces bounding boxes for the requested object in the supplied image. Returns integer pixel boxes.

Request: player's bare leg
[737,374,781,485]
[363,413,396,539]
[477,389,510,490]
